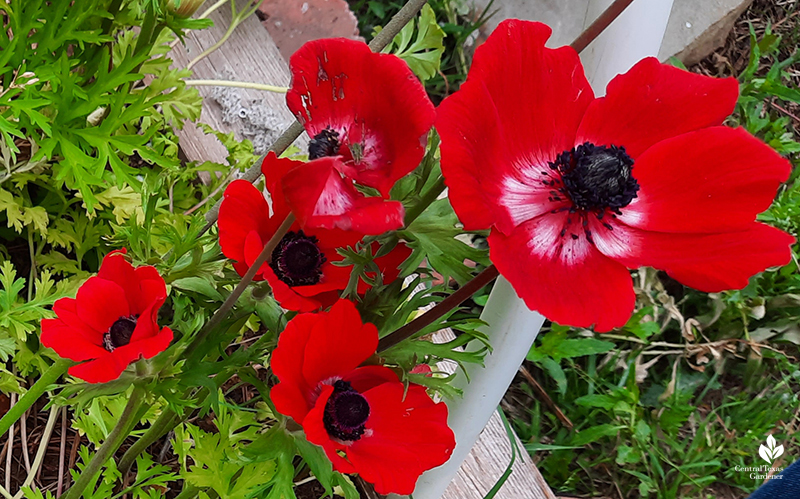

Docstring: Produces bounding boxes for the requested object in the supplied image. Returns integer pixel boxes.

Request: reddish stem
[570,0,635,52]
[377,265,500,352]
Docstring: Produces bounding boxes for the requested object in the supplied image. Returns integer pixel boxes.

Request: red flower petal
[618,127,792,233]
[52,298,103,344]
[281,156,404,235]
[260,228,357,312]
[286,38,435,196]
[261,152,297,200]
[347,383,454,495]
[290,230,361,297]
[129,301,165,343]
[263,266,325,312]
[436,20,592,233]
[95,251,166,317]
[66,327,172,384]
[219,180,281,265]
[68,354,126,384]
[223,171,361,310]
[301,299,378,386]
[96,251,137,302]
[243,230,267,269]
[40,318,108,362]
[270,312,322,422]
[342,365,400,394]
[110,326,173,371]
[591,219,795,292]
[576,58,739,159]
[75,277,130,334]
[132,266,168,314]
[488,212,635,331]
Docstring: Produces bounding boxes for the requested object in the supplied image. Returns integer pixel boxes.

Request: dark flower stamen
[102,316,138,352]
[551,142,639,213]
[308,128,341,160]
[323,380,370,442]
[270,230,326,286]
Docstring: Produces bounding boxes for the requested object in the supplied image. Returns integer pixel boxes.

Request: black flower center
[323,380,370,442]
[270,230,326,286]
[552,142,639,212]
[540,143,640,244]
[308,128,341,160]
[102,316,137,352]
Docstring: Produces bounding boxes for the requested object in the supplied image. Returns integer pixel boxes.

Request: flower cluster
[219,37,455,492]
[38,17,795,498]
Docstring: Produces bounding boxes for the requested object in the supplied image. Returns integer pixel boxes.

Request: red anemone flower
[270,299,454,495]
[286,38,436,197]
[40,249,173,383]
[263,152,404,235]
[437,20,794,331]
[218,175,410,312]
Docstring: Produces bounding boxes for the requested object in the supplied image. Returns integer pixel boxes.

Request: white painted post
[404,1,676,497]
[581,0,676,92]
[405,277,545,499]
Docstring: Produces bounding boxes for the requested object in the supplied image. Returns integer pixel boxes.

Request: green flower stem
[173,483,200,499]
[11,406,59,499]
[101,0,124,35]
[120,330,275,476]
[117,405,180,476]
[184,79,288,93]
[198,0,228,19]
[186,0,261,70]
[0,358,72,437]
[133,7,159,57]
[403,176,446,228]
[61,386,146,499]
[184,213,295,359]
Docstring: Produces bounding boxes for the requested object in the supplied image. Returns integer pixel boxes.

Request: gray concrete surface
[472,0,752,64]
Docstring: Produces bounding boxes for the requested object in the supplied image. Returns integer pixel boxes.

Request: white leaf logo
[759,435,784,464]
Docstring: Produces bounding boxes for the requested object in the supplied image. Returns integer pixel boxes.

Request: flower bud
[165,0,205,18]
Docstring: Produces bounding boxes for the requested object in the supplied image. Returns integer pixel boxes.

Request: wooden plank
[444,410,556,499]
[170,7,555,499]
[170,0,304,167]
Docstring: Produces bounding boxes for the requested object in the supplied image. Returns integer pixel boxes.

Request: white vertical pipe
[404,1,676,497]
[405,277,544,499]
[581,0,676,93]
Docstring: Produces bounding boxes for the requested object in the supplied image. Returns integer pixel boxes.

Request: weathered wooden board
[444,410,555,499]
[169,4,555,498]
[170,1,304,167]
